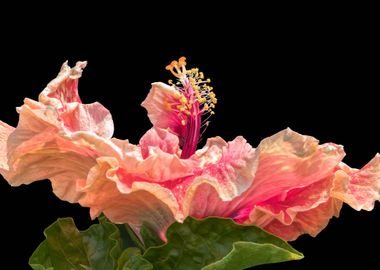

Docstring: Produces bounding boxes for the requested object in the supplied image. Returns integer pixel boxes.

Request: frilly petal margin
[38,61,114,139]
[247,176,343,240]
[181,129,347,240]
[0,62,116,202]
[179,136,257,217]
[332,155,380,211]
[139,127,181,158]
[263,198,342,241]
[78,156,182,241]
[0,121,15,175]
[133,128,195,181]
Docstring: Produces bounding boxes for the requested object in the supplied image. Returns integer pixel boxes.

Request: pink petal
[245,176,342,240]
[59,102,114,139]
[0,62,117,202]
[196,136,257,199]
[245,128,344,205]
[38,61,114,138]
[181,129,345,240]
[139,127,180,158]
[332,154,380,211]
[39,61,85,106]
[141,82,186,138]
[181,136,256,216]
[110,128,195,183]
[263,197,342,241]
[117,150,195,183]
[1,105,118,202]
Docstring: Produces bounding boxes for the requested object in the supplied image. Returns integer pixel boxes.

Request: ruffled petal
[39,61,86,106]
[181,136,256,216]
[2,132,97,202]
[38,61,114,138]
[0,121,15,175]
[0,62,117,202]
[181,129,345,240]
[245,128,345,204]
[244,176,342,240]
[1,105,118,202]
[78,157,181,241]
[139,127,180,158]
[110,128,195,183]
[118,151,195,183]
[59,102,114,139]
[141,82,186,138]
[332,154,380,211]
[263,197,342,241]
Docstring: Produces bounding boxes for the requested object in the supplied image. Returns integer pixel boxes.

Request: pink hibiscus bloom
[1,58,379,242]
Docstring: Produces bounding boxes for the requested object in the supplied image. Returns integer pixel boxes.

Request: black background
[1,5,379,269]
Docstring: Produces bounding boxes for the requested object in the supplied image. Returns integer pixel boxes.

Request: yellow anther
[180,95,188,104]
[198,97,207,103]
[181,119,186,126]
[176,104,186,112]
[165,57,216,116]
[189,77,197,85]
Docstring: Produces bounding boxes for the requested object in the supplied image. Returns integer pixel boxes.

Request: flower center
[165,57,217,159]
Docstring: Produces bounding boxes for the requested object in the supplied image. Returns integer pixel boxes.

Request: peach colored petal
[181,136,256,216]
[78,157,181,241]
[199,136,257,196]
[133,150,194,182]
[38,61,114,138]
[0,121,15,175]
[245,128,345,204]
[139,127,180,158]
[181,129,345,240]
[183,181,233,218]
[59,102,114,139]
[111,138,140,156]
[111,128,195,183]
[332,154,380,211]
[39,61,86,106]
[263,198,342,241]
[3,133,97,202]
[1,113,120,202]
[242,176,342,240]
[0,62,117,202]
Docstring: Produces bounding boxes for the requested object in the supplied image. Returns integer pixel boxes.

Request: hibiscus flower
[1,58,379,242]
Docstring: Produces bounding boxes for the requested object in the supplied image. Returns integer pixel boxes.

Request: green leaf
[29,217,123,270]
[140,223,165,249]
[117,248,153,270]
[117,224,145,251]
[143,217,303,270]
